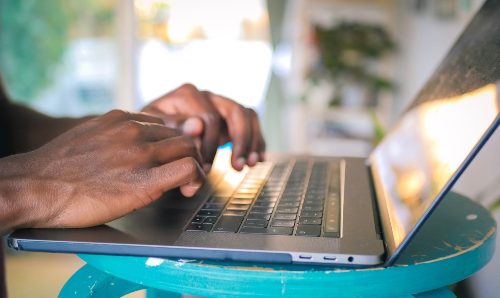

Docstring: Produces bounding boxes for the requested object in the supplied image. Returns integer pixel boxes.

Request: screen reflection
[370,83,499,246]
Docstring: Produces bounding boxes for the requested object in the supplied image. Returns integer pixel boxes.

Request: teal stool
[59,193,496,297]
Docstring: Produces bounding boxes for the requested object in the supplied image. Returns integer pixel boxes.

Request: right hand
[0,110,205,231]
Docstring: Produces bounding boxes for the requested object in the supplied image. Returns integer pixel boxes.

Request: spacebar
[213,216,244,233]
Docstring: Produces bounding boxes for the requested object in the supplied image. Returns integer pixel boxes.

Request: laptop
[8,0,500,267]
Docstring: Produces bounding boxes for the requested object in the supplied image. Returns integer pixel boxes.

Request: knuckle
[122,120,143,135]
[140,142,155,155]
[107,109,128,119]
[247,107,258,118]
[178,83,199,97]
[184,157,200,174]
[202,112,222,126]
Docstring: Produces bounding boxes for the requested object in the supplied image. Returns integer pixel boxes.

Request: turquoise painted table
[59,193,496,298]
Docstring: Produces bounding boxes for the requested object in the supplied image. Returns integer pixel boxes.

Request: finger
[198,92,222,167]
[205,92,252,171]
[155,84,221,167]
[104,109,165,125]
[247,108,266,166]
[127,112,165,125]
[140,123,182,142]
[149,157,206,197]
[161,114,205,137]
[153,135,204,167]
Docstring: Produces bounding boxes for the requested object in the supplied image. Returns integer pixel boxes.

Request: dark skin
[143,83,266,170]
[0,83,266,235]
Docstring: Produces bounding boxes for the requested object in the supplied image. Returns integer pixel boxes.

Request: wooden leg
[59,264,144,297]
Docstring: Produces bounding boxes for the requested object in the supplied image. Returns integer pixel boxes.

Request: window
[0,0,272,116]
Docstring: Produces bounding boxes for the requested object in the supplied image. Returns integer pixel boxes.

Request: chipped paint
[417,227,496,264]
[145,257,165,267]
[174,259,195,268]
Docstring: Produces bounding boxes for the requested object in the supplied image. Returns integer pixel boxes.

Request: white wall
[393,0,485,117]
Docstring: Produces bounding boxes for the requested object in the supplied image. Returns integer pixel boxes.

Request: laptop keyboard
[186,160,341,238]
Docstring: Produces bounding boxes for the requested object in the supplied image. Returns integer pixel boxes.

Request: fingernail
[203,163,212,173]
[236,157,246,169]
[248,152,259,166]
[183,118,201,135]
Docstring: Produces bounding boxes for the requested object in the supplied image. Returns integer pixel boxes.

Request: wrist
[0,153,48,234]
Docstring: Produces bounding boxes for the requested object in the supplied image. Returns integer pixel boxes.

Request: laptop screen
[369,0,500,253]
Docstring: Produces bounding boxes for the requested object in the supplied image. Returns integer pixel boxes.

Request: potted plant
[306,22,396,107]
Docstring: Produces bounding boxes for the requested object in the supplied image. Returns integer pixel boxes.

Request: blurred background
[0,0,498,297]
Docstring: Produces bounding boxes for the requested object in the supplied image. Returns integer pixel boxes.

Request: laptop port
[299,255,312,260]
[323,256,337,261]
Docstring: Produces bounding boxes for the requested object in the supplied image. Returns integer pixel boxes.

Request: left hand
[142,83,266,172]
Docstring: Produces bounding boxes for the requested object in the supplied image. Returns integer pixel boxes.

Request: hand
[142,84,266,171]
[0,110,205,231]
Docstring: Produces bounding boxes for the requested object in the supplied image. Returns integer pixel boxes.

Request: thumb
[161,115,204,137]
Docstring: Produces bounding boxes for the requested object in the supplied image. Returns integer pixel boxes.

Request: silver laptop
[8,0,500,267]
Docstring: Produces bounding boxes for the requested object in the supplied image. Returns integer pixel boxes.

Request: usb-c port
[299,255,312,260]
[323,256,337,261]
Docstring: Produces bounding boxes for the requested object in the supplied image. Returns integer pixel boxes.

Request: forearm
[4,102,94,153]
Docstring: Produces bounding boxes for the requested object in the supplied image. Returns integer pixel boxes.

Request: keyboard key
[223,210,247,216]
[278,201,300,208]
[251,207,274,214]
[230,198,253,205]
[274,213,296,220]
[209,196,230,204]
[304,201,324,208]
[271,220,295,228]
[236,188,259,194]
[305,193,321,200]
[202,203,224,210]
[203,217,218,224]
[240,227,267,234]
[198,210,221,217]
[247,213,271,220]
[261,191,281,197]
[299,217,322,225]
[213,216,244,233]
[244,219,268,228]
[259,193,280,199]
[323,217,340,238]
[233,193,256,199]
[296,225,321,237]
[227,204,250,211]
[191,216,205,223]
[300,211,322,218]
[253,201,276,208]
[276,207,299,214]
[186,223,213,232]
[256,196,279,203]
[262,186,281,192]
[302,205,323,212]
[266,227,293,235]
[280,196,302,202]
